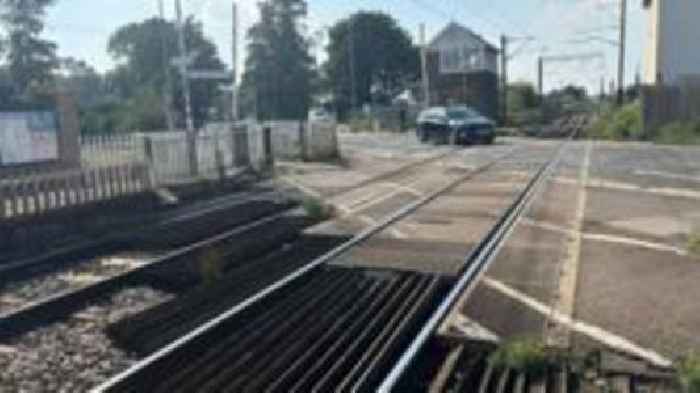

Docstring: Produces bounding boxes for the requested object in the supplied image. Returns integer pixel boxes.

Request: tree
[505,82,540,127]
[325,11,419,117]
[107,17,226,129]
[544,84,593,120]
[240,0,314,121]
[0,0,58,97]
[55,57,108,108]
[507,82,538,113]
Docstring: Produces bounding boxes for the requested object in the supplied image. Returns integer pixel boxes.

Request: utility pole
[348,15,357,111]
[537,56,544,101]
[231,2,239,121]
[538,56,544,122]
[610,79,616,97]
[419,23,430,108]
[158,0,175,131]
[175,0,197,175]
[599,76,606,114]
[617,0,627,106]
[500,35,508,125]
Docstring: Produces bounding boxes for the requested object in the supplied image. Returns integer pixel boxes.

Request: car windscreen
[446,108,478,120]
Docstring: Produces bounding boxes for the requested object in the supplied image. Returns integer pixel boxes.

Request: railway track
[377,144,561,392]
[0,188,291,284]
[0,147,487,391]
[0,196,301,341]
[0,146,465,336]
[107,266,448,393]
[325,148,458,198]
[94,142,568,393]
[2,136,600,392]
[107,234,351,355]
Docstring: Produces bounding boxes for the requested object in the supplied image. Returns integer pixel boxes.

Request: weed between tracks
[679,353,700,393]
[688,233,700,258]
[488,337,556,378]
[303,197,334,221]
[199,247,224,286]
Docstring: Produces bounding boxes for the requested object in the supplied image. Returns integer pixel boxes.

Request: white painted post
[16,180,26,216]
[8,181,18,217]
[27,176,38,215]
[0,182,6,219]
[143,136,157,189]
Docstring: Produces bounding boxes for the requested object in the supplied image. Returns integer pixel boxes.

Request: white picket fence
[0,163,151,220]
[1,121,338,221]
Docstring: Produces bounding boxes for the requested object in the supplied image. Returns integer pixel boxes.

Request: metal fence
[642,77,700,135]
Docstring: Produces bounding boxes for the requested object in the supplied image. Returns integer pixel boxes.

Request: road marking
[583,232,688,255]
[340,184,396,210]
[382,182,424,196]
[343,182,426,217]
[481,276,673,369]
[521,219,688,256]
[554,176,700,199]
[279,176,322,199]
[546,141,591,348]
[635,170,700,183]
[358,215,406,239]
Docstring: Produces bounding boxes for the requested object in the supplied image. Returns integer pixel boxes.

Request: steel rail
[326,147,458,197]
[377,140,569,392]
[0,189,282,285]
[0,209,290,341]
[92,147,518,393]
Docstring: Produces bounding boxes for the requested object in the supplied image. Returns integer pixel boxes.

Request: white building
[643,0,700,85]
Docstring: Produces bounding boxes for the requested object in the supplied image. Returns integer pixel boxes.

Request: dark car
[416,105,495,145]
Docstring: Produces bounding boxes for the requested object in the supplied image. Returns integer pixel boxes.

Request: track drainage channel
[97,266,451,393]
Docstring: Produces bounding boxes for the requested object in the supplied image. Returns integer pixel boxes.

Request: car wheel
[417,127,429,143]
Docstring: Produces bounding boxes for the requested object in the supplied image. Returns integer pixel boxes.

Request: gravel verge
[0,287,172,392]
[0,253,151,315]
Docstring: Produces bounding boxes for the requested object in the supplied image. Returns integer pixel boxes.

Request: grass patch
[688,233,700,257]
[678,353,700,393]
[488,337,552,378]
[655,122,700,146]
[198,247,224,287]
[303,197,334,221]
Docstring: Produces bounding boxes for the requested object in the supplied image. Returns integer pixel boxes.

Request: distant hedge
[586,101,700,145]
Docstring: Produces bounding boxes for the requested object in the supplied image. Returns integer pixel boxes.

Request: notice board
[0,111,59,166]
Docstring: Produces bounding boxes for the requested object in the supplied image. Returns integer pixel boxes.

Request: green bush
[489,338,552,378]
[655,122,700,146]
[679,353,700,393]
[303,197,333,221]
[609,102,643,139]
[587,103,643,140]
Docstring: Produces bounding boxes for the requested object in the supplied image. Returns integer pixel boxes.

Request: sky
[44,0,647,94]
